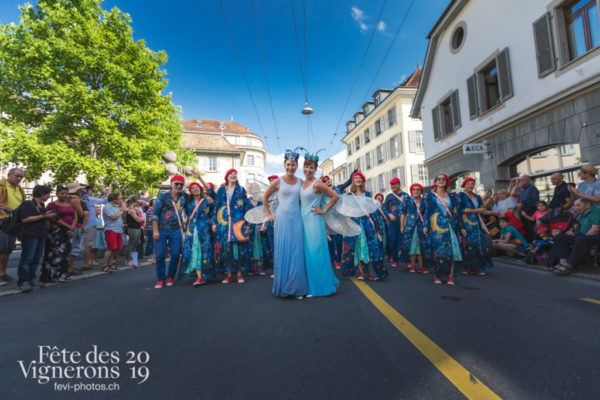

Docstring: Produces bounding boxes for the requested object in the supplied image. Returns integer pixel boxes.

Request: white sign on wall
[463,143,488,154]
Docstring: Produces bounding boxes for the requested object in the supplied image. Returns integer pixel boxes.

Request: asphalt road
[1,261,599,399]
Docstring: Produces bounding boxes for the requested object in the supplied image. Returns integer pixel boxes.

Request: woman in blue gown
[182,182,214,286]
[424,174,465,285]
[341,172,388,280]
[300,155,340,297]
[211,169,251,284]
[457,177,493,275]
[400,183,430,274]
[263,150,308,298]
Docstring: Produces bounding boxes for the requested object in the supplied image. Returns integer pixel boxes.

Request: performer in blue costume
[263,149,308,299]
[181,182,214,286]
[246,190,267,276]
[373,193,390,263]
[400,183,430,274]
[300,151,340,297]
[341,172,388,280]
[321,160,359,269]
[424,174,465,286]
[211,169,251,284]
[383,177,410,267]
[457,177,493,276]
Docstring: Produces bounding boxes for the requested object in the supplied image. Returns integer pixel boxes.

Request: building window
[467,47,513,118]
[432,91,461,140]
[374,94,381,105]
[378,174,385,192]
[365,153,372,170]
[409,131,425,153]
[376,145,384,164]
[208,157,217,171]
[564,0,600,60]
[196,119,203,128]
[364,129,371,144]
[247,155,255,166]
[531,150,549,158]
[451,24,466,52]
[375,119,382,136]
[355,137,361,151]
[387,107,397,127]
[389,137,397,158]
[411,164,429,185]
[347,144,352,156]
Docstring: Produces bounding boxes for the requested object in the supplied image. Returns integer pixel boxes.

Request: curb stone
[494,257,600,283]
[0,262,154,298]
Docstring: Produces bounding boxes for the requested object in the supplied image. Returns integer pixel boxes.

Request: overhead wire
[249,0,282,153]
[325,0,388,158]
[218,0,268,151]
[330,0,416,158]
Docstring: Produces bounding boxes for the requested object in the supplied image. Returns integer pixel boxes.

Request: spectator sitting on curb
[551,198,600,275]
[492,216,530,258]
[0,167,25,285]
[569,165,600,206]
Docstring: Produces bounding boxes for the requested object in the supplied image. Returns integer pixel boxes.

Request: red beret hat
[171,175,185,183]
[352,172,366,181]
[224,169,237,180]
[389,177,401,185]
[461,177,476,188]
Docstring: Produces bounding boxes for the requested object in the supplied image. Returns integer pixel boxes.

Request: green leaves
[0,0,190,191]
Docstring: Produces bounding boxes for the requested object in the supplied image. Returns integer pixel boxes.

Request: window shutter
[496,47,513,101]
[397,132,403,155]
[408,131,417,153]
[533,12,556,78]
[410,164,419,186]
[399,166,405,186]
[451,90,461,129]
[466,74,479,119]
[431,106,441,140]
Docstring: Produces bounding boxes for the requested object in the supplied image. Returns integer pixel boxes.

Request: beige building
[342,69,427,194]
[320,150,347,185]
[182,119,267,187]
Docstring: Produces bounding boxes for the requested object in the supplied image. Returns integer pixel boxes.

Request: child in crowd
[492,217,530,257]
[520,200,550,237]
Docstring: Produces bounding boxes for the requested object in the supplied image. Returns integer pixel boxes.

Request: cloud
[351,6,368,33]
[376,21,387,32]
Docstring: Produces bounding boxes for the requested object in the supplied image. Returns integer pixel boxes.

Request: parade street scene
[1,0,599,399]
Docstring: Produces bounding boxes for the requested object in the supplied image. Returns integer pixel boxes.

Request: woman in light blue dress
[263,150,308,298]
[300,155,340,297]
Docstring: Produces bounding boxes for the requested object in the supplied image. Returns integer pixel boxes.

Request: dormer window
[219,122,226,130]
[374,94,380,105]
[196,119,203,128]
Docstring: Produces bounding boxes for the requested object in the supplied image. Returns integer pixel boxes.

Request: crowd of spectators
[0,168,156,293]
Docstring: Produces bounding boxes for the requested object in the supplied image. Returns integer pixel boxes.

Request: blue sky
[0,0,449,174]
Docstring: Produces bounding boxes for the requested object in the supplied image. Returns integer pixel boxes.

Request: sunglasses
[173,182,184,187]
[579,170,588,175]
[436,177,447,182]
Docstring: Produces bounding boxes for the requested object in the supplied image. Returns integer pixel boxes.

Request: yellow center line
[580,297,600,305]
[351,279,502,400]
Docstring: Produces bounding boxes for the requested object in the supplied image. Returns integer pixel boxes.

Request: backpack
[0,202,24,237]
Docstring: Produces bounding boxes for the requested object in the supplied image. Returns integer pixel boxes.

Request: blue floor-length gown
[272,178,308,297]
[301,181,339,296]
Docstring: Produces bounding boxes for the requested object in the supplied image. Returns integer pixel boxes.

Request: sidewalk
[0,260,155,297]
[493,255,600,283]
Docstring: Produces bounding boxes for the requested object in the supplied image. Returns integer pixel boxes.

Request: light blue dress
[301,181,339,297]
[272,178,308,297]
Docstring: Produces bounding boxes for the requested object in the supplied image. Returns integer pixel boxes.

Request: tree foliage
[0,0,190,190]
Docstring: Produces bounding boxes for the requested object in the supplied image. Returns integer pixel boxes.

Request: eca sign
[463,143,488,154]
